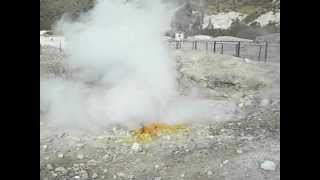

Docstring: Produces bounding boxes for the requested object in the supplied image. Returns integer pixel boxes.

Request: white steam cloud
[40,0,237,131]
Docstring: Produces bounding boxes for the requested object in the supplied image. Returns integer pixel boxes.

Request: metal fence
[167,40,280,62]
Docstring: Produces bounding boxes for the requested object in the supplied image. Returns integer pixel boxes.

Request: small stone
[154,177,162,180]
[155,164,159,169]
[180,173,185,177]
[131,143,140,151]
[42,145,48,150]
[207,170,213,176]
[87,159,98,166]
[46,164,53,170]
[260,99,270,106]
[44,156,50,160]
[236,149,243,154]
[74,176,80,179]
[207,135,214,139]
[55,167,67,174]
[223,160,229,164]
[57,153,64,158]
[220,129,225,133]
[113,175,117,179]
[117,172,125,177]
[79,170,89,179]
[128,175,135,179]
[164,135,171,140]
[103,169,108,173]
[77,154,84,159]
[260,160,276,171]
[92,173,98,179]
[238,103,244,108]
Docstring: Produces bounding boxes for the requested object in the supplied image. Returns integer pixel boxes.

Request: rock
[42,145,48,150]
[260,99,270,106]
[131,143,141,151]
[55,167,67,174]
[46,164,53,170]
[236,149,243,154]
[87,159,98,166]
[117,172,125,177]
[154,177,162,180]
[222,160,229,164]
[154,164,159,169]
[260,160,276,171]
[57,153,64,158]
[73,176,80,179]
[77,154,84,160]
[92,173,98,179]
[207,170,213,176]
[238,103,244,108]
[79,170,89,179]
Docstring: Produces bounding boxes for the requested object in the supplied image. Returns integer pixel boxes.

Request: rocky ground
[40,46,280,180]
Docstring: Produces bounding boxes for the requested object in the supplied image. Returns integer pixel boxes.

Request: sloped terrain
[40,45,280,180]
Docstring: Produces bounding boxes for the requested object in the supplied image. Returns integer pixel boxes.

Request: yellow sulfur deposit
[121,122,189,144]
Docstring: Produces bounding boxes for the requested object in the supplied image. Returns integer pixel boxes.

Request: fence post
[206,41,208,52]
[258,45,262,61]
[221,43,224,54]
[236,41,241,57]
[213,41,216,53]
[264,41,268,62]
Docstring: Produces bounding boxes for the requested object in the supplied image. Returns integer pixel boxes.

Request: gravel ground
[40,46,280,180]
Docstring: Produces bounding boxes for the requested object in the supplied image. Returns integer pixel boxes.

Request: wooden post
[206,41,208,51]
[213,41,216,53]
[264,41,268,62]
[258,45,262,61]
[221,43,224,54]
[236,41,241,57]
[195,41,198,50]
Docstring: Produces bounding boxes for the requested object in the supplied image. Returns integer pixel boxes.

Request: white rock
[131,143,140,151]
[74,176,80,179]
[55,167,67,174]
[154,164,159,169]
[92,173,98,179]
[260,160,276,171]
[77,154,84,159]
[223,160,229,164]
[42,145,48,150]
[87,159,98,166]
[57,153,64,158]
[46,164,53,170]
[236,149,243,154]
[117,172,125,177]
[154,177,162,180]
[260,99,270,106]
[207,170,213,176]
[238,103,244,108]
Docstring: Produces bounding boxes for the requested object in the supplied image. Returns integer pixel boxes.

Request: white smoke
[40,0,237,131]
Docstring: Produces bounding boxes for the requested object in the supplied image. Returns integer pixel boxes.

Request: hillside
[40,0,280,39]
